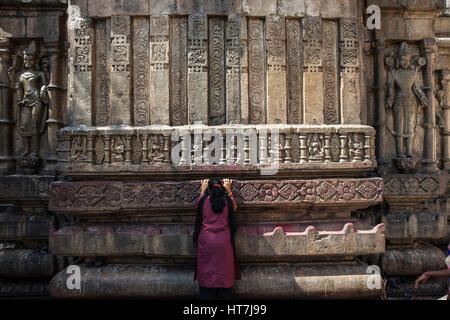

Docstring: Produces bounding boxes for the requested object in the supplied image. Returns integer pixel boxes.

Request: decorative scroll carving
[303,17,323,124]
[385,42,427,171]
[209,17,226,125]
[322,21,339,124]
[266,15,287,124]
[110,16,130,125]
[226,15,241,124]
[171,17,188,126]
[150,15,170,125]
[110,16,130,73]
[95,20,110,126]
[133,17,150,125]
[248,18,266,124]
[188,14,208,124]
[339,19,359,74]
[383,174,444,196]
[73,20,92,72]
[240,17,249,124]
[303,18,322,73]
[49,178,384,212]
[286,19,302,124]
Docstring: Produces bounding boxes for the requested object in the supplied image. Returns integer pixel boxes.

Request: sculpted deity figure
[111,136,125,163]
[13,41,49,161]
[308,134,324,161]
[150,136,165,163]
[385,42,427,159]
[349,134,363,161]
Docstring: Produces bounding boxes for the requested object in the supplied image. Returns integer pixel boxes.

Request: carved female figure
[14,41,49,160]
[386,42,427,159]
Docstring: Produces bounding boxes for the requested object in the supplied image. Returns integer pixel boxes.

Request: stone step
[0,279,49,297]
[49,223,385,259]
[386,277,448,298]
[49,263,384,299]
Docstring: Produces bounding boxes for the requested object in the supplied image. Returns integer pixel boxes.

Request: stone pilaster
[440,70,450,170]
[0,38,14,174]
[421,38,438,172]
[226,14,241,124]
[150,15,170,125]
[109,16,131,125]
[43,41,64,174]
[339,18,361,124]
[188,14,208,124]
[303,17,323,124]
[266,15,287,124]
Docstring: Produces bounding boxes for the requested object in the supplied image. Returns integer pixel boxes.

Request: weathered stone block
[49,263,384,299]
[26,16,60,41]
[381,246,447,276]
[88,0,149,17]
[0,279,49,297]
[0,207,55,240]
[242,0,277,16]
[386,277,448,298]
[0,249,55,278]
[0,17,26,38]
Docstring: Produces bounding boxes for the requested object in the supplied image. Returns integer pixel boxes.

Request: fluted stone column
[0,38,14,175]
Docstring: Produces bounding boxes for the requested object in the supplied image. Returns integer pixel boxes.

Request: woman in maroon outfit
[193,178,241,300]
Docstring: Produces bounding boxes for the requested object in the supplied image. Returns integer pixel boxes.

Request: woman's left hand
[200,179,209,196]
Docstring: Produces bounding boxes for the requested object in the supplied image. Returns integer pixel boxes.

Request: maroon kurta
[195,197,236,288]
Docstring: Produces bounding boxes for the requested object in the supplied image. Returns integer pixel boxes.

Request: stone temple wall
[0,0,449,299]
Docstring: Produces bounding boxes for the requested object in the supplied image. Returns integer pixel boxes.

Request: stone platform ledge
[49,263,384,299]
[49,178,383,217]
[382,212,448,241]
[383,173,447,206]
[0,249,55,278]
[49,223,385,258]
[381,245,447,276]
[0,207,55,240]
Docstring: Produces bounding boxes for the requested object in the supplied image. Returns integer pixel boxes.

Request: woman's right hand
[415,272,430,288]
[223,179,233,195]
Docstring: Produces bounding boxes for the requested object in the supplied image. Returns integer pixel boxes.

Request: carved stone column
[43,42,63,174]
[440,70,450,170]
[0,38,14,175]
[421,38,438,173]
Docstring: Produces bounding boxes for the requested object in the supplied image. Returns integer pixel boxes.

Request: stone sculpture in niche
[11,41,49,173]
[111,136,125,163]
[385,42,427,172]
[349,134,363,162]
[308,134,324,162]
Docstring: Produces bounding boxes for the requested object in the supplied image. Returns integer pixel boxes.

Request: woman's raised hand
[223,179,233,194]
[200,179,209,196]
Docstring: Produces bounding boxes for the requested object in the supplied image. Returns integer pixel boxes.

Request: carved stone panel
[248,18,266,125]
[109,16,130,125]
[188,14,208,124]
[171,17,188,126]
[286,18,302,124]
[340,18,361,124]
[266,15,287,124]
[132,17,150,125]
[322,20,339,125]
[150,15,170,125]
[226,14,241,124]
[209,17,226,125]
[303,17,323,124]
[95,19,110,126]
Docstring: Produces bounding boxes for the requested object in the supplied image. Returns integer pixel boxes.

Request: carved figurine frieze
[385,42,427,172]
[10,41,49,173]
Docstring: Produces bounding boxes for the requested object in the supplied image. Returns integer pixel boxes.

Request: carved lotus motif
[260,184,279,202]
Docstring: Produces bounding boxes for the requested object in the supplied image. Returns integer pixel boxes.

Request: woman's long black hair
[193,179,237,248]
